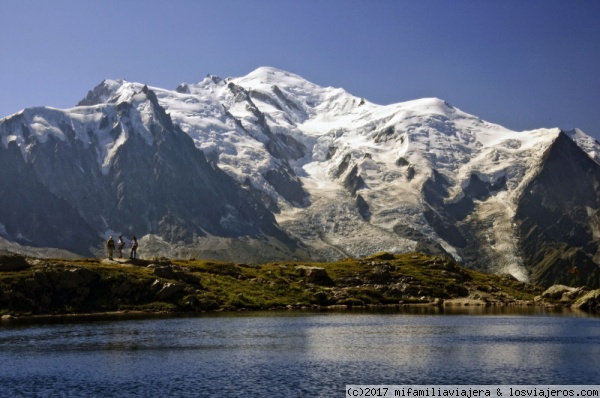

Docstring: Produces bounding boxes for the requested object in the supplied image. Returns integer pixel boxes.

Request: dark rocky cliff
[515,132,600,287]
[0,140,98,255]
[0,89,299,257]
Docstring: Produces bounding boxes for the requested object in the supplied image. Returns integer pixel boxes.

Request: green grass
[0,252,545,316]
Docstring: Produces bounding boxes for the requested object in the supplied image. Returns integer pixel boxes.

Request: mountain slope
[0,84,302,261]
[515,132,600,286]
[0,138,98,254]
[2,66,600,287]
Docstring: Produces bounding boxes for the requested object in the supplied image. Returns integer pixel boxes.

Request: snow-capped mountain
[1,66,600,287]
[0,82,301,261]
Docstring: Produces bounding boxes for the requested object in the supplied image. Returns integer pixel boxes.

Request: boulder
[541,285,577,300]
[0,252,30,272]
[574,289,600,311]
[370,264,394,283]
[155,282,186,301]
[312,291,330,305]
[153,265,177,279]
[172,271,202,286]
[296,266,334,286]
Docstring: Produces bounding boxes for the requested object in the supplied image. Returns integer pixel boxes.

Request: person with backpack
[106,236,115,260]
[130,236,138,259]
[117,236,125,258]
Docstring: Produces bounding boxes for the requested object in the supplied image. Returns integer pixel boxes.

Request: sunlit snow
[1,66,599,279]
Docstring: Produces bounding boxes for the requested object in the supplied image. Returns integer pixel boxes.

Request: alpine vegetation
[1,67,599,288]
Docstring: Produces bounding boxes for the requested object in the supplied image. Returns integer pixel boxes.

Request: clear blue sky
[1,0,599,139]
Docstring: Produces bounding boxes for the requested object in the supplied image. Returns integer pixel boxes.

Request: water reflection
[1,308,599,396]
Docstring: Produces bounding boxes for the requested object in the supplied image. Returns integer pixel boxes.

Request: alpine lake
[1,306,599,397]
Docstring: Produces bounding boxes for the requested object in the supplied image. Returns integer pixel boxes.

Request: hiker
[106,236,115,260]
[130,236,138,259]
[117,236,125,258]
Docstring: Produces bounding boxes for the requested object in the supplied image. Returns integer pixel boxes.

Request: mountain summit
[1,67,600,287]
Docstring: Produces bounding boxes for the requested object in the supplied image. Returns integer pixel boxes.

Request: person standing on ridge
[106,236,115,260]
[130,236,138,259]
[117,236,125,259]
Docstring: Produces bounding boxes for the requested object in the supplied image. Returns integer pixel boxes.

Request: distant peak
[239,67,308,85]
[207,74,223,84]
[401,97,456,113]
[250,66,293,76]
[565,128,588,140]
[78,79,125,106]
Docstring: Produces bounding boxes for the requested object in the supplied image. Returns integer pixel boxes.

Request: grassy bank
[0,251,548,317]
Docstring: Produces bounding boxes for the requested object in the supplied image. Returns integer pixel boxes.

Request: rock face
[515,133,600,287]
[295,266,334,286]
[0,86,301,261]
[0,138,98,255]
[539,285,588,302]
[574,289,600,311]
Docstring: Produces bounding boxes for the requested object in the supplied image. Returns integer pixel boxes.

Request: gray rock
[574,289,600,311]
[296,265,334,286]
[153,265,177,279]
[313,291,329,305]
[155,282,186,301]
[541,285,578,300]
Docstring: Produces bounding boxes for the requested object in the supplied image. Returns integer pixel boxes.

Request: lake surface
[1,307,599,397]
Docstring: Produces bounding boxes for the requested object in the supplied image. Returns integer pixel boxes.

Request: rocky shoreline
[1,251,599,320]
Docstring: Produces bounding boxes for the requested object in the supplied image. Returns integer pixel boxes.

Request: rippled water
[1,307,599,397]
